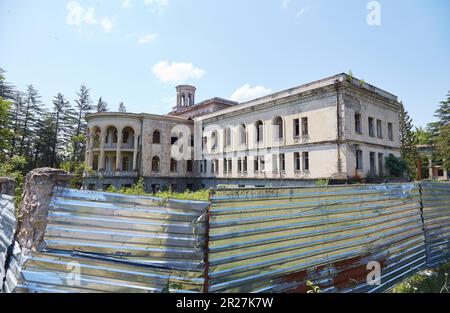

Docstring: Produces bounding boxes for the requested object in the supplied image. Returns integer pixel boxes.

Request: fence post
[418,182,430,269]
[203,191,212,293]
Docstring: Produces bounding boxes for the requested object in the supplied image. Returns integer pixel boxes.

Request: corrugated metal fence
[2,182,450,293]
[421,182,450,269]
[207,184,427,293]
[0,194,15,288]
[5,188,209,293]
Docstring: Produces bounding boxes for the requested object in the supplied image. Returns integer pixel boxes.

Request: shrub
[385,155,408,177]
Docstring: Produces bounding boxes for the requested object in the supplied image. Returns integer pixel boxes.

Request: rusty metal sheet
[421,182,450,269]
[0,194,15,289]
[7,187,209,293]
[208,183,426,293]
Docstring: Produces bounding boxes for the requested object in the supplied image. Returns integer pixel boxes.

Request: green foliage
[155,189,210,201]
[106,177,210,201]
[0,97,13,160]
[415,126,433,145]
[399,102,419,179]
[0,155,27,208]
[385,154,407,177]
[118,177,146,195]
[436,124,450,171]
[391,262,450,293]
[315,178,329,187]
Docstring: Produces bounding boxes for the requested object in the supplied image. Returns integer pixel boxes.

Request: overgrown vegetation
[391,262,450,293]
[385,154,408,177]
[106,177,209,201]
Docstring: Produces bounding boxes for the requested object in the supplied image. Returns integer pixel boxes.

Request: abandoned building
[83,73,402,192]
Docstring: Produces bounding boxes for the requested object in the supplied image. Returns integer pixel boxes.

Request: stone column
[88,133,95,168]
[429,156,433,180]
[99,130,106,170]
[133,134,139,171]
[116,129,123,172]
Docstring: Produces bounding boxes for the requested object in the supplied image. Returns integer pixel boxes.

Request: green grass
[390,262,450,293]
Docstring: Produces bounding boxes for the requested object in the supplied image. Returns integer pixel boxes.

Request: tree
[433,91,450,171]
[51,93,77,167]
[399,102,419,179]
[71,84,92,170]
[415,126,433,145]
[18,85,43,165]
[118,102,126,112]
[96,97,108,112]
[435,124,450,171]
[0,97,13,161]
[385,154,408,177]
[0,68,15,100]
[32,112,56,168]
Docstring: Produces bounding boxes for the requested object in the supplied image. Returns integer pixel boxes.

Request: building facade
[84,73,402,192]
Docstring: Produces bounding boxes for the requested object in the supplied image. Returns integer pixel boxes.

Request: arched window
[225,127,232,147]
[170,158,177,172]
[123,130,129,144]
[152,156,160,172]
[240,124,247,144]
[273,117,283,140]
[255,120,264,143]
[153,130,161,144]
[211,131,218,150]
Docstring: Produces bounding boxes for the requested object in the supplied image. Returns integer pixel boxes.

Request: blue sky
[0,0,449,127]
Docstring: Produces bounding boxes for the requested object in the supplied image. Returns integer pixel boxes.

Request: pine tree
[51,93,77,167]
[0,97,13,161]
[118,102,126,112]
[32,111,56,168]
[96,97,108,112]
[0,68,15,100]
[71,84,92,171]
[433,91,450,171]
[9,91,25,157]
[19,85,44,166]
[399,102,419,179]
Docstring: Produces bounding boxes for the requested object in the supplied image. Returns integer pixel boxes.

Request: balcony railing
[84,171,138,178]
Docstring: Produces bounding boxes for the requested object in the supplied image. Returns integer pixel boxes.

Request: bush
[385,155,408,177]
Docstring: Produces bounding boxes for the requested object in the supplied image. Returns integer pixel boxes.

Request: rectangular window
[294,152,301,171]
[378,153,384,176]
[202,136,207,149]
[260,156,265,171]
[370,152,376,176]
[280,153,285,171]
[254,157,259,172]
[356,149,363,170]
[228,159,232,173]
[243,156,248,172]
[238,158,242,172]
[203,160,207,173]
[272,154,278,171]
[190,135,194,147]
[223,158,227,173]
[293,118,300,137]
[368,117,375,137]
[376,119,383,138]
[215,160,219,173]
[210,161,215,173]
[302,117,309,136]
[355,113,361,134]
[302,152,309,171]
[186,160,193,172]
[388,122,393,141]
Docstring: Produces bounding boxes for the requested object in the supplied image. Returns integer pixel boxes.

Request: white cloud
[138,33,158,44]
[152,61,205,84]
[100,17,113,33]
[230,84,272,103]
[144,0,168,8]
[122,0,132,8]
[281,0,290,9]
[66,1,114,33]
